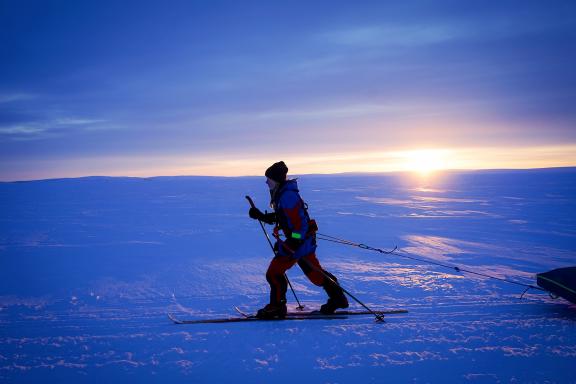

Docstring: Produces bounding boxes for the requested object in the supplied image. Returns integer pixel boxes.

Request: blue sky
[1,0,575,180]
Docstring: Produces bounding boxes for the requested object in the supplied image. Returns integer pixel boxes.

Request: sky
[1,0,575,181]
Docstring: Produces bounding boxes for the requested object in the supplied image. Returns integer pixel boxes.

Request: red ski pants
[266,252,326,305]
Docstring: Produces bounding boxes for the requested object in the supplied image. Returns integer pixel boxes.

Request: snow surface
[1,169,575,383]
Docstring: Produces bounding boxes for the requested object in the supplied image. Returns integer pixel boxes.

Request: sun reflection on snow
[401,235,468,263]
[356,196,495,217]
[331,261,463,291]
[355,195,497,218]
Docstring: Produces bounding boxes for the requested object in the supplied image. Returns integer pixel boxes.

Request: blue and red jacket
[263,180,317,258]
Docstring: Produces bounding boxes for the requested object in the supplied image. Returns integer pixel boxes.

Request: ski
[292,309,406,316]
[167,312,347,325]
[167,307,408,325]
[234,306,408,318]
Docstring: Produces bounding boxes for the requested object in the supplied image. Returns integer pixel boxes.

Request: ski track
[1,171,575,383]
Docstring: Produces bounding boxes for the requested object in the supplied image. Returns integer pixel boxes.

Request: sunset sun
[400,149,449,175]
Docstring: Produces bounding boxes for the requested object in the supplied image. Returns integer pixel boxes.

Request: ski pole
[246,195,305,310]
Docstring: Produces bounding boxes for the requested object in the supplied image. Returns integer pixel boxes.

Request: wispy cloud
[316,16,574,49]
[0,93,37,103]
[0,117,110,141]
[0,124,44,135]
[253,104,402,120]
[54,118,107,126]
[317,25,457,47]
[193,101,439,128]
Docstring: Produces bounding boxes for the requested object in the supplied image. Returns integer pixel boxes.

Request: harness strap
[273,183,317,241]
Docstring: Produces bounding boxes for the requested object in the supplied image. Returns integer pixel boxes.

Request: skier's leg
[297,252,325,287]
[298,253,348,313]
[259,255,297,319]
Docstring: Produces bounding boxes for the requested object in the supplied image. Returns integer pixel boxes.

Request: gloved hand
[249,207,265,220]
[249,207,276,224]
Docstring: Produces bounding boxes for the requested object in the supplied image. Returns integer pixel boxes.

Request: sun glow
[398,149,450,176]
[5,145,576,182]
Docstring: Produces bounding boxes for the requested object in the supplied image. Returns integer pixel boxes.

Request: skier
[248,161,349,319]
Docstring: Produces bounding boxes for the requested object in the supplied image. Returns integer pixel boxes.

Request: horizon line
[3,165,576,184]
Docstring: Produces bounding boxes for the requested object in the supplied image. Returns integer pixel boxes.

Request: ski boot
[256,302,287,319]
[320,272,349,314]
[320,296,349,314]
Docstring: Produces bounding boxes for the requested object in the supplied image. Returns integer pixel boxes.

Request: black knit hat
[265,161,288,183]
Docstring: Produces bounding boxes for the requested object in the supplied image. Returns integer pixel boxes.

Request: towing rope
[315,232,546,294]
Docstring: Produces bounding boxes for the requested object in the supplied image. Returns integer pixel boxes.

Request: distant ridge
[2,166,575,184]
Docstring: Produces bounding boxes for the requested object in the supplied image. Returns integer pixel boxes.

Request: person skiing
[248,161,349,319]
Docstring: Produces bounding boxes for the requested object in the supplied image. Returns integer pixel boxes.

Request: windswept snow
[1,169,575,383]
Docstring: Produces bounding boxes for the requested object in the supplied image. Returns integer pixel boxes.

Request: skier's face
[266,177,277,190]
